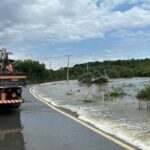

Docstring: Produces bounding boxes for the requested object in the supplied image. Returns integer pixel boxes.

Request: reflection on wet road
[0,110,25,150]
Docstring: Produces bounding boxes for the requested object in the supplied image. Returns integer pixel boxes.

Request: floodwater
[33,78,150,150]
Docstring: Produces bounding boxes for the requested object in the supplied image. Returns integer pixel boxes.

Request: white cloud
[0,0,149,44]
[0,0,149,68]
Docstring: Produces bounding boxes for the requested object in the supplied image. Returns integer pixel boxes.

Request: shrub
[78,72,92,83]
[137,86,150,101]
[104,87,126,98]
[92,76,108,84]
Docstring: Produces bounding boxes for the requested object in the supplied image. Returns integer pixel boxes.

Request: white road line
[29,86,136,150]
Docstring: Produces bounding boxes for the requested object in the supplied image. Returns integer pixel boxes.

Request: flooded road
[33,78,150,150]
[0,85,128,150]
[0,111,24,150]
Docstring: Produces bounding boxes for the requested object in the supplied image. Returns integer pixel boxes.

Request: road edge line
[29,86,136,150]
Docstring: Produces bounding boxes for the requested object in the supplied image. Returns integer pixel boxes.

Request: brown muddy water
[32,78,150,150]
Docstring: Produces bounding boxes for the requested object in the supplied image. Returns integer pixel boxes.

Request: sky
[0,0,150,69]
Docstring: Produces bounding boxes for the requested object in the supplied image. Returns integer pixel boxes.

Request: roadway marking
[30,86,136,150]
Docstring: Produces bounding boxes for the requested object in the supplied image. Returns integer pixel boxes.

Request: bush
[92,76,108,83]
[78,94,96,103]
[137,86,150,101]
[104,88,126,98]
[78,72,92,83]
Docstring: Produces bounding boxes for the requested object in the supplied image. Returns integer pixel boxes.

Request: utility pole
[48,62,52,81]
[87,62,89,73]
[49,62,52,70]
[65,55,71,82]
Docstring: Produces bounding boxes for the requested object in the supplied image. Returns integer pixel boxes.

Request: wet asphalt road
[0,86,127,150]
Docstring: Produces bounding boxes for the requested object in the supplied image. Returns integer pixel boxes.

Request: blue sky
[0,0,150,69]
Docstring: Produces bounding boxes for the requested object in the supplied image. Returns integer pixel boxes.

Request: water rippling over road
[32,78,150,150]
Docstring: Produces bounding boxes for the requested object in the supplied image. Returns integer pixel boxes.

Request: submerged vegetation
[80,99,94,103]
[137,85,150,101]
[78,72,108,84]
[104,87,126,99]
[78,94,97,103]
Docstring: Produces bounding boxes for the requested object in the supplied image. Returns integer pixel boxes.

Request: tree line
[13,58,150,83]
